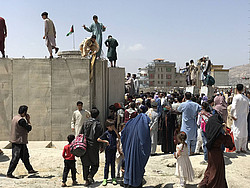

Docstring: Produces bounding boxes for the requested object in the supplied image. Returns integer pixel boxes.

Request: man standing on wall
[104,35,118,67]
[83,15,106,58]
[71,101,90,136]
[7,105,37,178]
[41,12,59,59]
[132,74,140,96]
[0,17,7,58]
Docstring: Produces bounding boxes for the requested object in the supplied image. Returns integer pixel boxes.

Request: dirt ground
[0,141,250,188]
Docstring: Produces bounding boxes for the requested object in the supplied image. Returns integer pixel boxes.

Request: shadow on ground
[0,155,10,162]
[223,152,250,165]
[27,174,55,179]
[163,183,197,188]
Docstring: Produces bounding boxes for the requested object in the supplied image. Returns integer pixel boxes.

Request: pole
[73,32,75,50]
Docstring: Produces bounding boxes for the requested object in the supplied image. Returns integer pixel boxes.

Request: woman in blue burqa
[121,107,151,188]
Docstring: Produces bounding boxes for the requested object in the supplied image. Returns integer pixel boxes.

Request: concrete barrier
[0,55,125,141]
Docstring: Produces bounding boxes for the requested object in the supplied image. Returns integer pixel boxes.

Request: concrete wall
[213,71,229,87]
[108,67,125,106]
[0,58,90,141]
[0,57,125,141]
[0,60,13,140]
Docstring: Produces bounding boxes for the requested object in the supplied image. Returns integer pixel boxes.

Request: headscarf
[121,113,151,187]
[213,95,228,122]
[205,114,223,150]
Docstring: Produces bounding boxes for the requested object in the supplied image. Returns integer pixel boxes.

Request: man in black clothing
[7,105,37,178]
[79,108,103,186]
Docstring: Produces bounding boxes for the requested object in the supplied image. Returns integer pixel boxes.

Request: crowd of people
[1,82,250,187]
[120,83,249,187]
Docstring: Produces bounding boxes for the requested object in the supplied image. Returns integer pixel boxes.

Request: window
[166,74,171,79]
[158,74,160,79]
[176,81,178,83]
[161,81,163,84]
[161,74,163,79]
[144,74,147,76]
[167,82,171,86]
[161,67,163,72]
[166,68,171,72]
[158,81,160,84]
[149,74,154,79]
[149,81,154,86]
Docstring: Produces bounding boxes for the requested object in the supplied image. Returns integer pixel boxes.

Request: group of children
[62,119,125,187]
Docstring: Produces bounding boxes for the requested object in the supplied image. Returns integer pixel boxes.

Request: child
[174,132,194,187]
[62,135,77,187]
[97,119,120,186]
[116,123,125,178]
[197,102,212,164]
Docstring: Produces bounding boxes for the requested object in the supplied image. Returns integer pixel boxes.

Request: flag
[66,25,74,36]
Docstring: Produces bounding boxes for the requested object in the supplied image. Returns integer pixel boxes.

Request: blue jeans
[202,131,208,161]
[187,139,197,155]
[104,149,116,179]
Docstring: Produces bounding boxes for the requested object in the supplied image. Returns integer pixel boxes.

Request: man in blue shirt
[178,92,201,155]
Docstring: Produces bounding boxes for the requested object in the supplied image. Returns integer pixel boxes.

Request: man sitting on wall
[80,35,99,57]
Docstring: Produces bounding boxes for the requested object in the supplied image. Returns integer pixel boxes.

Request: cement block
[0,54,124,141]
[0,59,13,140]
[200,86,214,98]
[185,86,199,95]
[108,67,125,106]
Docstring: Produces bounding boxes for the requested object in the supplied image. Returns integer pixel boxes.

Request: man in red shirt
[62,135,77,187]
[0,17,7,58]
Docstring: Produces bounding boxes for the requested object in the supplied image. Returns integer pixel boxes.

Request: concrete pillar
[108,67,125,106]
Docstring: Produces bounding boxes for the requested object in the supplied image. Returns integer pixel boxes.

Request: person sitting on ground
[97,119,120,186]
[62,134,77,187]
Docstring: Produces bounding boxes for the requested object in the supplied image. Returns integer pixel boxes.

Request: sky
[1,0,249,73]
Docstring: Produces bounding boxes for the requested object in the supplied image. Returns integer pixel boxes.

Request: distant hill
[229,64,250,86]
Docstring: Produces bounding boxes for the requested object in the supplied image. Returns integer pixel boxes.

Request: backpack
[205,75,215,86]
[70,134,87,157]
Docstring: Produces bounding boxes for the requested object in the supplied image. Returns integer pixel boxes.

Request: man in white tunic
[41,12,59,59]
[71,101,90,136]
[146,102,159,155]
[231,84,249,153]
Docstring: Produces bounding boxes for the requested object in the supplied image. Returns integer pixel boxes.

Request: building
[210,65,229,87]
[138,58,186,90]
[137,67,149,88]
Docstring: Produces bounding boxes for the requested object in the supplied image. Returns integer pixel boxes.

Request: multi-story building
[210,65,229,87]
[137,67,149,88]
[138,58,186,89]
